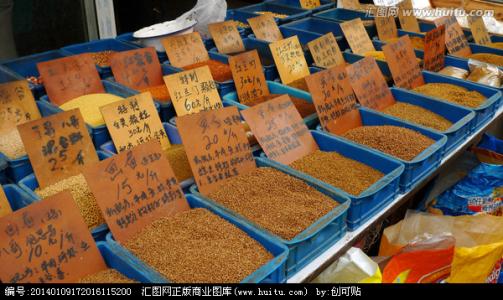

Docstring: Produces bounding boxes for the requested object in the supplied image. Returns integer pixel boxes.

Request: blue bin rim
[312,7,374,21]
[279,16,344,35]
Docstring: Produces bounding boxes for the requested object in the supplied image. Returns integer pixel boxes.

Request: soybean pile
[382,102,452,131]
[412,83,486,108]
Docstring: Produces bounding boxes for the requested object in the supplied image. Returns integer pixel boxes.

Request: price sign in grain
[37,54,105,106]
[208,21,246,55]
[0,190,107,283]
[375,13,398,41]
[397,0,420,33]
[177,106,256,195]
[382,35,424,89]
[340,0,361,10]
[340,18,375,55]
[346,56,396,111]
[423,25,446,72]
[228,50,270,104]
[0,186,12,218]
[248,14,283,43]
[269,36,310,85]
[307,32,345,68]
[434,16,471,57]
[163,66,223,117]
[161,32,210,68]
[304,65,358,131]
[84,140,190,242]
[241,95,318,165]
[468,16,491,46]
[0,80,41,134]
[300,0,321,9]
[17,109,99,188]
[110,47,163,90]
[100,92,171,153]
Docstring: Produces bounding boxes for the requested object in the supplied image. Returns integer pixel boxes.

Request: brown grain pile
[290,150,384,196]
[164,144,193,182]
[382,102,453,131]
[91,50,116,67]
[36,174,105,229]
[468,53,503,67]
[123,208,272,283]
[342,125,435,161]
[207,167,338,240]
[0,129,26,159]
[243,93,316,118]
[412,83,486,108]
[78,269,137,283]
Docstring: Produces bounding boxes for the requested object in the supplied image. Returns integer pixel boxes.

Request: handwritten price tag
[300,0,321,9]
[110,47,163,90]
[208,21,246,54]
[270,36,310,85]
[340,18,375,55]
[375,14,398,41]
[424,25,446,72]
[162,32,210,68]
[0,80,41,134]
[382,35,424,89]
[228,50,270,104]
[248,14,283,43]
[468,16,491,46]
[434,16,471,57]
[0,186,12,218]
[397,0,420,33]
[307,33,345,68]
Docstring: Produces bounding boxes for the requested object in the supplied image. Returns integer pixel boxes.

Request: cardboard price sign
[177,106,256,195]
[84,140,189,242]
[269,36,310,85]
[164,66,223,117]
[0,80,41,133]
[300,0,321,9]
[248,14,283,43]
[397,0,420,33]
[307,33,345,69]
[468,16,491,46]
[434,16,472,57]
[241,95,318,165]
[326,109,363,136]
[340,18,375,55]
[0,186,12,218]
[382,35,424,89]
[375,14,398,41]
[340,0,361,10]
[304,65,359,131]
[17,109,99,188]
[228,50,270,104]
[208,21,246,54]
[162,32,210,68]
[37,54,105,106]
[346,56,396,111]
[424,25,446,72]
[101,92,171,153]
[110,47,163,90]
[0,190,107,283]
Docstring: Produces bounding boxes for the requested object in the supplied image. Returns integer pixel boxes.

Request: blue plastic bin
[189,157,350,277]
[2,184,38,211]
[265,0,335,13]
[18,150,112,241]
[313,8,376,37]
[236,3,311,24]
[0,65,18,84]
[0,156,7,184]
[105,194,289,283]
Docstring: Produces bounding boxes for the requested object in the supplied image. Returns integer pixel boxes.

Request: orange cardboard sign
[346,56,396,111]
[248,14,283,43]
[100,92,171,153]
[37,54,105,106]
[326,108,363,136]
[340,18,376,55]
[84,140,190,242]
[382,35,424,89]
[163,66,223,117]
[434,16,472,57]
[397,0,420,33]
[340,0,361,10]
[375,15,398,41]
[300,0,321,9]
[269,36,310,85]
[307,33,345,68]
[0,190,107,283]
[228,50,270,104]
[0,80,41,134]
[304,65,359,131]
[208,21,246,54]
[241,95,318,165]
[162,32,210,68]
[177,106,256,195]
[468,16,491,46]
[0,186,12,218]
[424,25,446,72]
[17,109,99,188]
[110,47,163,90]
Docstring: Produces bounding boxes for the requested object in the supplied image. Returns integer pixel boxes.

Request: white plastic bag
[177,0,227,39]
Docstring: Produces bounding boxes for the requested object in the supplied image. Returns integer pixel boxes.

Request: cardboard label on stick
[248,14,283,43]
[163,66,223,117]
[208,21,246,54]
[305,65,359,131]
[0,186,12,218]
[346,56,395,111]
[375,14,398,41]
[228,50,270,104]
[177,106,256,195]
[110,47,163,90]
[468,16,491,46]
[307,33,345,69]
[340,18,375,55]
[434,16,471,57]
[162,32,210,68]
[241,95,318,165]
[37,54,105,106]
[424,25,446,72]
[300,0,321,9]
[84,140,189,243]
[382,35,424,89]
[269,36,310,85]
[0,80,41,134]
[101,92,171,153]
[0,190,107,283]
[397,0,420,33]
[17,109,99,188]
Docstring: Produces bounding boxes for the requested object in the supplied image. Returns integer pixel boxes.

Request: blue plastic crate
[313,8,376,37]
[2,184,38,211]
[236,3,311,24]
[265,0,335,13]
[222,80,319,128]
[60,39,141,77]
[105,194,289,283]
[38,80,140,147]
[0,65,18,84]
[225,9,257,37]
[0,50,66,99]
[398,21,472,42]
[115,32,168,63]
[18,150,112,241]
